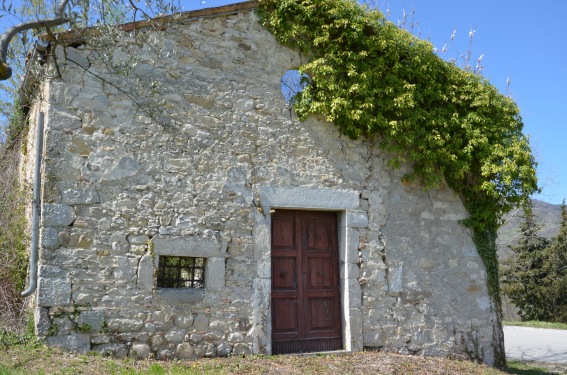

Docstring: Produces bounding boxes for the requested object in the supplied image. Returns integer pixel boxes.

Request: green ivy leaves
[258,0,538,225]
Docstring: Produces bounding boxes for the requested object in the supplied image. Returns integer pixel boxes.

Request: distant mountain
[497,199,562,258]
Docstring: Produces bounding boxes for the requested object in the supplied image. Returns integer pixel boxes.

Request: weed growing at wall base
[0,311,36,348]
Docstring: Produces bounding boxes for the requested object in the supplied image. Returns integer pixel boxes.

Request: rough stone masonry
[21,2,499,364]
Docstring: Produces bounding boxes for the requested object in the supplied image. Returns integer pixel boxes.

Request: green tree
[500,202,551,321]
[542,201,567,322]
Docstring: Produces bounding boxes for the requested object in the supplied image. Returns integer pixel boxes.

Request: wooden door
[271,210,342,354]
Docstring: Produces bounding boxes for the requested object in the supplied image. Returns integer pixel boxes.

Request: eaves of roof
[19,1,259,105]
[45,0,259,43]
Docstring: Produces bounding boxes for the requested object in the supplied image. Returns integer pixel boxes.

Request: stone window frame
[252,185,366,354]
[151,236,226,302]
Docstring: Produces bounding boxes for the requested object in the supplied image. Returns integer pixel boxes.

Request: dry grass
[0,133,29,341]
[1,344,566,375]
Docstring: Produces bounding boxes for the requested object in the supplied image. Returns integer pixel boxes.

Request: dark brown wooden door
[271,210,342,354]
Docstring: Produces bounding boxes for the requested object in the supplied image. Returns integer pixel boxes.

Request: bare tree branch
[0,0,71,80]
[128,0,152,21]
[66,56,164,126]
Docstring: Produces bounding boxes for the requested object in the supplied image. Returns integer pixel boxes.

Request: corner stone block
[41,204,75,227]
[259,186,359,211]
[341,262,360,281]
[40,227,59,249]
[46,106,82,131]
[340,228,359,265]
[205,257,225,291]
[34,307,51,337]
[153,236,221,257]
[346,211,369,228]
[137,253,154,291]
[348,308,364,351]
[37,277,72,307]
[47,334,91,353]
[346,278,362,308]
[340,211,348,228]
[61,188,100,205]
[38,265,68,278]
[62,47,91,70]
[253,220,270,262]
[127,234,149,245]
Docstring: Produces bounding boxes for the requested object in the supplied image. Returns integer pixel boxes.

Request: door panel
[271,210,342,354]
[272,258,296,290]
[306,218,332,250]
[308,298,337,330]
[272,216,296,249]
[305,257,334,289]
[272,298,299,334]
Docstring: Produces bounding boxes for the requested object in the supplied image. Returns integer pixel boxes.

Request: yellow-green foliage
[258,0,537,213]
[259,0,538,366]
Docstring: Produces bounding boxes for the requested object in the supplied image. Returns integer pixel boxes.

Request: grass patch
[507,360,563,375]
[504,321,567,330]
[1,342,566,374]
[0,343,514,375]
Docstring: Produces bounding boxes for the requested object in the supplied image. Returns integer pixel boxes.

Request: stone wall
[25,4,498,364]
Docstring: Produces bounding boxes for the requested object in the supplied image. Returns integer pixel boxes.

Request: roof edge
[20,1,260,106]
[44,0,259,43]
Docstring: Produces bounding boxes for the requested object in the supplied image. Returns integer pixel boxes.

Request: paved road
[504,326,567,363]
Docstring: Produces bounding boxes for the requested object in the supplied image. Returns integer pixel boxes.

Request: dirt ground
[2,345,567,374]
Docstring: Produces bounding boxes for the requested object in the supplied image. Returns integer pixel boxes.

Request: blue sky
[2,0,565,204]
[373,0,567,206]
[187,0,567,205]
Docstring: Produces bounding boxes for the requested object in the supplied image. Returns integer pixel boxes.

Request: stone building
[21,1,501,364]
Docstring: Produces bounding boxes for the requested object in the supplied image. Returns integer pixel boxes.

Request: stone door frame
[252,186,365,354]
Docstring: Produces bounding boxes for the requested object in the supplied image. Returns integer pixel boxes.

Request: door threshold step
[285,349,352,357]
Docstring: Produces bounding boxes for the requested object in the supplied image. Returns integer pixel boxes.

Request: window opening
[157,256,205,289]
[281,69,310,104]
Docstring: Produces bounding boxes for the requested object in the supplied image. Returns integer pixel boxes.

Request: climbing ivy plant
[258,0,538,367]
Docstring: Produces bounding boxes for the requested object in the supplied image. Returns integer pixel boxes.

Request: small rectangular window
[157,256,205,289]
